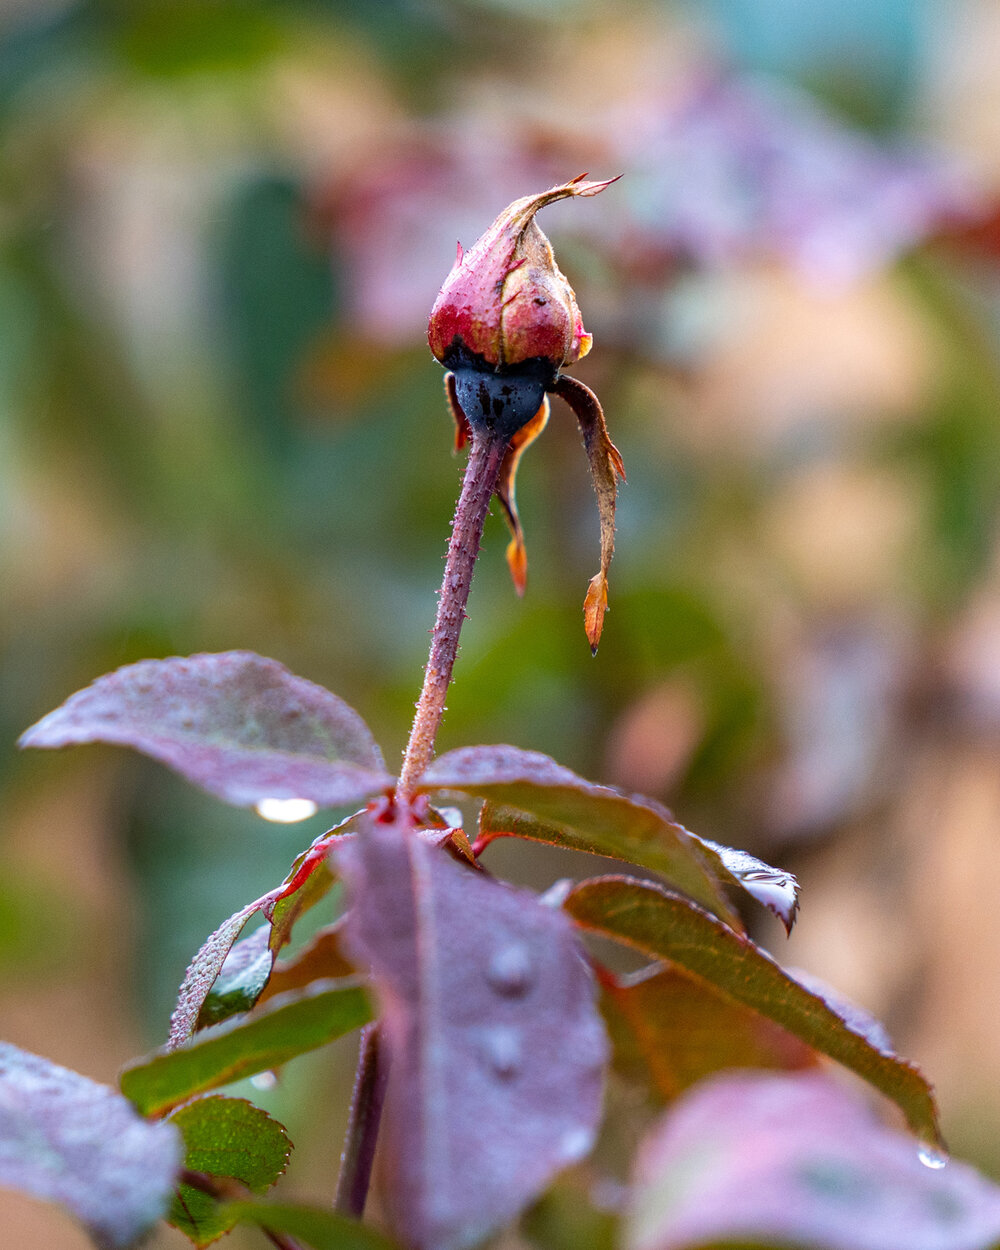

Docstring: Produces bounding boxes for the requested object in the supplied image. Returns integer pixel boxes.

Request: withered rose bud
[428,174,617,441]
[428,174,625,653]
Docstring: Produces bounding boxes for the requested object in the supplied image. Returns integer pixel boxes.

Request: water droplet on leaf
[918,1144,948,1170]
[251,1071,278,1091]
[483,1027,522,1081]
[255,797,319,823]
[486,943,535,997]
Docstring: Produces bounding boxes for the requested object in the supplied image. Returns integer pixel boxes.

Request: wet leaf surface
[123,979,371,1116]
[169,815,355,1047]
[168,1095,290,1246]
[564,877,940,1144]
[627,1072,1000,1250]
[694,839,800,933]
[0,1042,181,1248]
[602,963,817,1100]
[336,810,608,1250]
[196,921,275,1031]
[19,651,393,808]
[421,746,739,925]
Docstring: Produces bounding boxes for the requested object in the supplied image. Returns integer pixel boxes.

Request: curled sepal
[444,371,472,453]
[551,374,626,652]
[496,397,550,596]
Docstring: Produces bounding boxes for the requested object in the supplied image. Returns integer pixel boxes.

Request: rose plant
[4,177,1000,1250]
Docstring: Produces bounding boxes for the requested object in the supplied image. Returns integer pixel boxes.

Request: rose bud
[428,174,625,652]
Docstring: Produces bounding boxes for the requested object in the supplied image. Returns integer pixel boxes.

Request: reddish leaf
[261,919,357,1003]
[19,652,393,808]
[602,963,817,1100]
[335,811,608,1250]
[0,1042,181,1248]
[420,746,739,926]
[564,876,941,1145]
[627,1072,997,1250]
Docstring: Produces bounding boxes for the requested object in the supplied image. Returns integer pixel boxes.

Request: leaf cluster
[3,651,988,1250]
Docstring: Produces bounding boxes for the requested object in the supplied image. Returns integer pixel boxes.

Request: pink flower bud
[427,175,617,439]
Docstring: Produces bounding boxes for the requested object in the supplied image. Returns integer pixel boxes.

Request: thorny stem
[335,429,507,1220]
[399,429,510,795]
[334,1024,390,1217]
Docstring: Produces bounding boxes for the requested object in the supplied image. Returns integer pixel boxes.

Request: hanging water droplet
[255,797,318,823]
[483,1027,522,1081]
[918,1144,948,1170]
[251,1071,278,1091]
[486,943,535,998]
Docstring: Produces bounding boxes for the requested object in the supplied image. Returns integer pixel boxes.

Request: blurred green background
[5,0,1000,1244]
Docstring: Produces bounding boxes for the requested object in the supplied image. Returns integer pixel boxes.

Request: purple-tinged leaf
[602,963,817,1101]
[420,746,739,926]
[564,877,941,1145]
[19,652,393,808]
[335,811,608,1250]
[626,1072,1000,1250]
[168,1096,291,1247]
[693,838,800,933]
[124,980,372,1116]
[0,1042,181,1248]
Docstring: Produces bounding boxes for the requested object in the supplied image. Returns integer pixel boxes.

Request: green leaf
[198,925,274,1029]
[170,811,359,1048]
[0,1042,181,1248]
[221,1200,398,1249]
[168,1096,290,1247]
[419,746,739,926]
[602,964,817,1101]
[123,979,372,1116]
[564,877,941,1145]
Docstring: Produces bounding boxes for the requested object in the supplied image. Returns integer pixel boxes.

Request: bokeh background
[4,0,1000,1244]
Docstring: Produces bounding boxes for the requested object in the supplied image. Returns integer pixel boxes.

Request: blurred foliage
[6,0,1000,1243]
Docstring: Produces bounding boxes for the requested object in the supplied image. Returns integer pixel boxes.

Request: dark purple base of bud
[443,342,556,442]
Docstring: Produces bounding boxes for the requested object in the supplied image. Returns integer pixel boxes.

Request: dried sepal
[551,374,626,652]
[495,397,550,596]
[444,371,472,453]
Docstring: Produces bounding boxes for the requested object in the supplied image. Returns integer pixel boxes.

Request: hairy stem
[399,430,509,794]
[334,1024,389,1217]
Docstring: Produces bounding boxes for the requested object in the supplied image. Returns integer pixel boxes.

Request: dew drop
[251,1071,278,1091]
[918,1144,948,1170]
[483,1027,522,1081]
[255,797,319,823]
[486,943,535,998]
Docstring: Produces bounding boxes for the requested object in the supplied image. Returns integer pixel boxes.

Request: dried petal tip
[428,174,619,440]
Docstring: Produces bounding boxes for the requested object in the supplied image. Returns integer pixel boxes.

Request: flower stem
[334,1024,389,1217]
[399,430,509,795]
